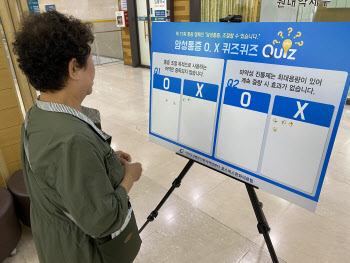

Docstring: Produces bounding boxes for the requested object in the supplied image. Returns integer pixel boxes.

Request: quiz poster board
[149,22,350,211]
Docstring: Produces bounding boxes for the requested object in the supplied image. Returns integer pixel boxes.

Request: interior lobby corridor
[4,62,350,263]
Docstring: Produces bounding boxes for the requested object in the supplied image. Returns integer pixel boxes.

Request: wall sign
[121,0,127,11]
[45,4,56,11]
[27,0,40,14]
[116,11,128,27]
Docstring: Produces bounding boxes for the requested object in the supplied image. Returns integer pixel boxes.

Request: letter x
[214,43,220,53]
[293,101,308,120]
[196,83,204,98]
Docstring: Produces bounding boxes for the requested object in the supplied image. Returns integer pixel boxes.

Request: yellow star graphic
[188,98,191,101]
[273,127,277,132]
[173,101,176,105]
[273,118,278,123]
[166,98,168,102]
[289,122,293,127]
[282,120,286,125]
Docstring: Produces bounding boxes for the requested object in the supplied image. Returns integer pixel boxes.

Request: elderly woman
[14,11,142,263]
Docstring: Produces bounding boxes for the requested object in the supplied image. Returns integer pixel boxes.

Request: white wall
[37,0,124,60]
[259,0,316,22]
[38,0,119,20]
[260,0,350,22]
[327,0,350,8]
[259,0,299,22]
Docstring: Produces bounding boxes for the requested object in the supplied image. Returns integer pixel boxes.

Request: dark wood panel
[0,52,9,70]
[0,69,14,91]
[174,5,186,11]
[0,107,23,130]
[2,143,21,164]
[121,26,133,66]
[0,89,19,111]
[315,6,350,22]
[0,125,22,149]
[119,0,133,66]
[174,15,190,21]
[174,0,190,22]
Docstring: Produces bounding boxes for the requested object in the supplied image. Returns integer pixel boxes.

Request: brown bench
[7,170,31,227]
[0,186,22,262]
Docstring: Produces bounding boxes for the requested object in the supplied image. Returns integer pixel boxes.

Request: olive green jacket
[21,102,129,263]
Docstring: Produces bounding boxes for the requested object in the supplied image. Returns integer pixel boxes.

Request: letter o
[204,43,210,52]
[240,92,251,107]
[163,78,170,90]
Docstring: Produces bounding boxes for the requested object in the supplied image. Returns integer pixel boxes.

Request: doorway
[136,0,169,67]
[136,0,151,66]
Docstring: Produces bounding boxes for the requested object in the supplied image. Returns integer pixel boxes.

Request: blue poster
[149,22,350,211]
[27,0,40,14]
[45,5,56,11]
[155,10,166,17]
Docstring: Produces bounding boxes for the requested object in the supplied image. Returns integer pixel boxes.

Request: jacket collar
[36,97,110,142]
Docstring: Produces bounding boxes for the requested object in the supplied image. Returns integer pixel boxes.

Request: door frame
[127,0,152,68]
[146,0,151,66]
[127,0,140,67]
[128,0,175,68]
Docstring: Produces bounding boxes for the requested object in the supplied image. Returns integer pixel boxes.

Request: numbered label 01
[179,79,220,154]
[215,80,271,172]
[261,96,335,193]
[151,74,182,141]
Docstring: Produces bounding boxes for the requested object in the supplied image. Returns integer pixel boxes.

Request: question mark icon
[273,40,280,45]
[294,31,302,39]
[295,41,304,46]
[278,31,284,39]
[288,27,293,36]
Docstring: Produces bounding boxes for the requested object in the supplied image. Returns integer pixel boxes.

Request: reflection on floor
[5,62,350,263]
[92,55,121,65]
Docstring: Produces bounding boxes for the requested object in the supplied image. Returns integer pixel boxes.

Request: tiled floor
[92,55,121,66]
[5,62,350,263]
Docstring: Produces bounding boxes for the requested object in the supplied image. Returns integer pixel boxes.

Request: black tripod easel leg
[245,184,279,263]
[139,159,194,233]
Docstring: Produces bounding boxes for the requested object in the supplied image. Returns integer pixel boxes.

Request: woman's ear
[68,58,80,80]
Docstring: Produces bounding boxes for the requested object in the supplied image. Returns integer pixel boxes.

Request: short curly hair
[13,11,94,92]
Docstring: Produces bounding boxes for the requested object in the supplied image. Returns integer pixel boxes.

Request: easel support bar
[139,159,194,233]
[245,184,279,263]
[139,156,279,263]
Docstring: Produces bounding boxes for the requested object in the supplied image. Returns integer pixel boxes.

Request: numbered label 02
[151,74,182,141]
[261,96,335,193]
[215,80,271,172]
[179,80,220,154]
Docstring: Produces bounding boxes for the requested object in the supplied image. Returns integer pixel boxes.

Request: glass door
[149,0,168,35]
[136,0,151,66]
[136,0,168,67]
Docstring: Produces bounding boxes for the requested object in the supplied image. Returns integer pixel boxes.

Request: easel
[139,154,280,263]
